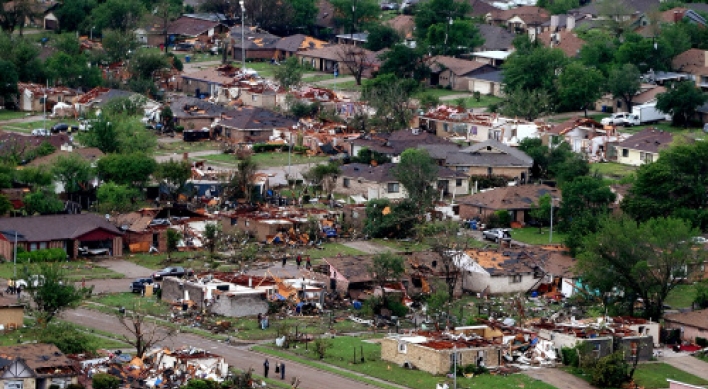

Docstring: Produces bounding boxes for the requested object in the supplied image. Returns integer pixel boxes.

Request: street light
[444,17,453,56]
[90,26,95,41]
[351,5,356,45]
[240,0,246,71]
[549,197,559,244]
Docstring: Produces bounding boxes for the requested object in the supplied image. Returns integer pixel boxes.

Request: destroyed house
[460,247,575,296]
[180,65,240,97]
[323,255,375,295]
[415,107,497,141]
[170,96,231,130]
[154,348,229,382]
[216,106,297,144]
[221,206,339,243]
[167,15,228,43]
[405,251,463,297]
[17,83,77,113]
[0,343,79,389]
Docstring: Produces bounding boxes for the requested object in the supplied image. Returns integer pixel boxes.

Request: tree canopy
[656,81,707,128]
[96,152,157,188]
[23,262,91,325]
[393,149,438,216]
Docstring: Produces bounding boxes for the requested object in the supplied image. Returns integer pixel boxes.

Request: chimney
[550,15,559,31]
[566,15,575,31]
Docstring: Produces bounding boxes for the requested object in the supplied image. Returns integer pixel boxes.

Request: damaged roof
[219,106,297,130]
[467,247,575,277]
[275,34,328,52]
[167,15,225,37]
[325,255,375,283]
[171,96,233,119]
[350,129,455,155]
[0,343,77,376]
[615,128,678,153]
[443,139,533,168]
[457,184,560,211]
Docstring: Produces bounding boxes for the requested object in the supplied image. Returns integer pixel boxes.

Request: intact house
[214,106,297,144]
[536,29,585,58]
[672,48,708,91]
[0,343,79,389]
[167,14,229,46]
[16,83,78,113]
[594,83,667,113]
[487,6,550,38]
[458,184,561,225]
[475,25,514,52]
[614,128,677,166]
[664,309,708,343]
[422,139,533,183]
[467,70,504,96]
[0,214,123,259]
[426,56,497,91]
[231,29,281,61]
[334,163,469,201]
[460,246,576,296]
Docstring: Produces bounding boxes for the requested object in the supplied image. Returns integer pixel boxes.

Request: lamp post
[351,4,356,45]
[90,26,95,41]
[453,345,457,389]
[240,1,246,71]
[444,17,453,56]
[549,197,558,244]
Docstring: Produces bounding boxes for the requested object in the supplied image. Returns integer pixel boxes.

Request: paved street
[62,308,396,389]
[522,367,596,389]
[663,355,708,380]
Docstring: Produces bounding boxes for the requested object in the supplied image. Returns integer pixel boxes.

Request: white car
[31,128,49,136]
[600,112,640,127]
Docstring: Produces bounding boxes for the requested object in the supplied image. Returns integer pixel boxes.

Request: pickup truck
[130,278,160,293]
[601,112,639,127]
[151,266,194,280]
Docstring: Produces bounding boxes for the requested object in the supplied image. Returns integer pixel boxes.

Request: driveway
[523,367,596,389]
[342,241,393,254]
[62,307,399,389]
[663,356,708,380]
[154,149,222,163]
[96,259,155,279]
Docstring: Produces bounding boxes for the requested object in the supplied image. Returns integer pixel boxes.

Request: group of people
[257,313,270,330]
[281,254,312,270]
[263,358,286,380]
[4,279,21,295]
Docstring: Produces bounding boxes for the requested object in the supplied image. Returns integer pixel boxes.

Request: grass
[321,79,361,92]
[0,110,34,121]
[301,242,366,259]
[91,292,172,317]
[665,283,700,309]
[303,73,338,83]
[590,162,637,180]
[199,152,328,167]
[460,95,503,109]
[566,363,708,389]
[510,227,567,246]
[0,319,130,350]
[155,139,221,154]
[0,261,123,281]
[1,118,80,134]
[372,237,492,253]
[125,251,210,271]
[414,88,473,99]
[255,336,557,389]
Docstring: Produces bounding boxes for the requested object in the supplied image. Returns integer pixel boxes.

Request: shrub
[16,248,66,263]
[387,300,409,317]
[591,352,629,388]
[174,125,184,133]
[92,374,120,389]
[561,346,579,367]
[39,323,97,355]
[697,337,708,348]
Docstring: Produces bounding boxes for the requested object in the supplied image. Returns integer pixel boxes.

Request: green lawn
[0,261,123,281]
[198,152,328,167]
[565,363,708,389]
[255,336,557,389]
[0,110,33,121]
[0,319,130,350]
[414,88,472,99]
[155,139,221,154]
[460,95,503,109]
[665,283,701,309]
[302,242,366,259]
[1,118,80,134]
[91,292,172,317]
[303,73,338,83]
[510,227,567,245]
[124,251,212,271]
[590,162,637,180]
[318,79,361,92]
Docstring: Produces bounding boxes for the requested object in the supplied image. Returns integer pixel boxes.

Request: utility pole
[240,0,246,70]
[453,345,457,389]
[444,17,453,56]
[549,197,557,244]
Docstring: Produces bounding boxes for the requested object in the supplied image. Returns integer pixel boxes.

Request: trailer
[632,103,669,124]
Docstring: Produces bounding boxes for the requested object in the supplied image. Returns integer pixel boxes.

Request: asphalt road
[62,308,389,389]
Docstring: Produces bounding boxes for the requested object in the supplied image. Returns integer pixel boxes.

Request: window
[450,351,462,366]
[510,275,522,283]
[29,243,37,251]
[456,179,463,187]
[622,148,629,157]
[398,342,407,353]
[443,123,449,132]
[39,242,47,249]
[487,167,493,176]
[456,166,466,172]
[252,95,258,101]
[387,183,400,193]
[5,382,23,389]
[639,152,645,161]
[343,178,350,188]
[645,153,654,163]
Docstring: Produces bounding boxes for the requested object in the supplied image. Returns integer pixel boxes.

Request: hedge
[16,248,67,263]
[252,143,308,153]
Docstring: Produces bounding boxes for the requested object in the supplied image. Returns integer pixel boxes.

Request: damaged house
[460,246,576,297]
[458,184,560,224]
[215,106,297,144]
[0,343,79,389]
[544,117,623,161]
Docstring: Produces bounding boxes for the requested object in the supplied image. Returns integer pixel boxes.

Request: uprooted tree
[336,45,373,86]
[117,303,174,357]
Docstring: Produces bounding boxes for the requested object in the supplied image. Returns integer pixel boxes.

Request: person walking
[296,255,302,269]
[263,359,269,378]
[305,256,311,270]
[280,362,285,380]
[282,255,287,267]
[275,362,280,375]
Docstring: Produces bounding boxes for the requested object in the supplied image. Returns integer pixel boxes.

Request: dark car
[152,266,194,280]
[51,123,69,133]
[130,278,160,293]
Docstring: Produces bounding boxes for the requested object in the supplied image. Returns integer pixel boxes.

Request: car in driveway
[130,278,160,293]
[151,266,194,280]
[31,128,50,136]
[482,228,512,243]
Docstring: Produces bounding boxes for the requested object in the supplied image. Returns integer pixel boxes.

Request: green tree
[557,62,605,116]
[425,19,483,56]
[656,81,707,128]
[90,0,146,32]
[577,31,617,77]
[55,0,97,32]
[39,323,96,354]
[595,0,633,37]
[351,147,391,164]
[0,59,18,102]
[414,0,471,43]
[591,352,629,388]
[274,56,305,90]
[502,46,567,97]
[608,63,641,112]
[363,198,418,238]
[204,222,220,254]
[44,52,103,89]
[129,48,170,79]
[22,262,90,325]
[225,157,259,201]
[331,0,380,35]
[558,176,615,255]
[364,23,401,51]
[92,374,120,389]
[500,88,553,121]
[302,161,341,197]
[15,166,54,191]
[80,114,156,154]
[0,194,11,216]
[378,44,430,81]
[52,154,93,194]
[578,215,705,320]
[96,182,140,212]
[622,141,708,229]
[97,153,156,188]
[393,149,438,216]
[166,229,181,260]
[529,193,553,233]
[368,252,405,307]
[536,0,579,14]
[102,29,140,64]
[155,159,191,199]
[7,36,45,83]
[24,191,64,215]
[362,74,418,132]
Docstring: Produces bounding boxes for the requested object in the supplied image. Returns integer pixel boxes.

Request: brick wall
[0,306,24,329]
[464,166,529,181]
[162,277,269,317]
[381,337,501,375]
[462,271,539,295]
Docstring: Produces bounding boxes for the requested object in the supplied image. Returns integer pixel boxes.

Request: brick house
[0,344,79,389]
[664,309,708,342]
[216,106,297,144]
[614,128,677,166]
[167,15,229,45]
[0,304,24,331]
[672,48,708,90]
[458,184,560,224]
[180,64,239,97]
[427,56,497,91]
[487,6,550,38]
[0,214,123,259]
[170,96,229,130]
[427,139,533,182]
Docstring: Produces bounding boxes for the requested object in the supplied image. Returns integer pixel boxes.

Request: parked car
[51,123,69,132]
[152,266,194,280]
[600,112,639,127]
[381,2,399,10]
[31,128,49,136]
[130,278,160,293]
[482,228,512,243]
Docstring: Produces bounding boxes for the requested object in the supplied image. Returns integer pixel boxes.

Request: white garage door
[472,81,491,95]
